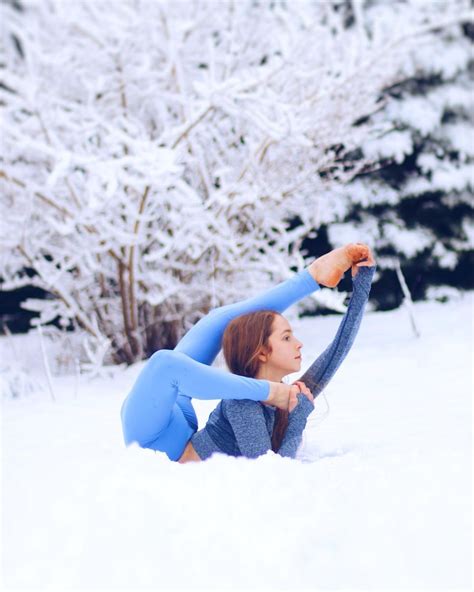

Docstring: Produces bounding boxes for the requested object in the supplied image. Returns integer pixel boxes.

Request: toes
[347,244,369,262]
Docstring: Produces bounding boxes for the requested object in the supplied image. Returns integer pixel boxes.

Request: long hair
[222,310,289,452]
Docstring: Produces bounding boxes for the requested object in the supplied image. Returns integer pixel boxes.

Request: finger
[289,390,298,411]
[295,381,312,397]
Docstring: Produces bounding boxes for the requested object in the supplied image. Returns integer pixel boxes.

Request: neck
[255,366,285,383]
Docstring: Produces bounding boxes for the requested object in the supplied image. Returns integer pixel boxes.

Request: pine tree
[304,0,473,310]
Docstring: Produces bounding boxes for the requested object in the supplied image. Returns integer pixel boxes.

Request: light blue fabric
[191,265,376,460]
[120,268,320,461]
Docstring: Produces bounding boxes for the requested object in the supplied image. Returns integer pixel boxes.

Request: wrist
[353,264,376,285]
[289,393,314,418]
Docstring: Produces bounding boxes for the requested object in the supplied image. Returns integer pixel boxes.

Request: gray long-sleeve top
[191,265,376,460]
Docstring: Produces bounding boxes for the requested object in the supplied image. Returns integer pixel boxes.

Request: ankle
[265,381,290,410]
[308,260,322,284]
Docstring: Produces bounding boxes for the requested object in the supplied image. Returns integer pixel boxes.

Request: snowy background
[1,0,473,366]
[1,0,473,590]
[1,293,472,591]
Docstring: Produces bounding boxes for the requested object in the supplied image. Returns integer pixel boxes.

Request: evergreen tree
[303,0,473,310]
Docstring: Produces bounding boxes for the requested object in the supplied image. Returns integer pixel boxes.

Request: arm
[297,265,376,397]
[278,394,314,458]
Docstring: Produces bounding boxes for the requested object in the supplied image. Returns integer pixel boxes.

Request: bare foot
[264,382,299,410]
[351,245,376,278]
[308,243,370,288]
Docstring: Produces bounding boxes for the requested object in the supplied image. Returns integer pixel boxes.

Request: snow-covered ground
[1,294,472,591]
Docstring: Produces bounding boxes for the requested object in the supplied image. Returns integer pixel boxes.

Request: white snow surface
[1,295,472,591]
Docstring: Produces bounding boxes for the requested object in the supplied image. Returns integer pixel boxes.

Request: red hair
[222,310,289,452]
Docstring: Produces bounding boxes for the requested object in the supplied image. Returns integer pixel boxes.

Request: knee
[149,348,184,372]
[206,303,232,322]
[208,303,231,315]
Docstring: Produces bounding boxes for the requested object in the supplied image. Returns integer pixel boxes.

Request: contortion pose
[120,244,376,463]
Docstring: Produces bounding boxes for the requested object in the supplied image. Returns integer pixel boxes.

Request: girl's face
[263,314,303,376]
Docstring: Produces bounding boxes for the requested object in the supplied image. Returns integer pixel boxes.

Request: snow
[389,97,442,137]
[1,294,472,591]
[382,224,435,258]
[440,123,474,158]
[363,129,414,165]
[4,0,472,369]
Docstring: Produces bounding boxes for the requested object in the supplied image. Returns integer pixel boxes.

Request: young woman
[120,244,375,463]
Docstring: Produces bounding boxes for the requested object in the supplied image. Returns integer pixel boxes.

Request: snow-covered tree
[0,0,471,365]
[310,0,473,309]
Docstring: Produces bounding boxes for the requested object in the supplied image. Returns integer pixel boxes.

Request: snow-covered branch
[1,0,470,364]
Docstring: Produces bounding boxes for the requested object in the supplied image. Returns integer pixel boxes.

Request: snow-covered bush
[0,361,38,399]
[425,285,465,303]
[0,325,84,399]
[1,0,470,364]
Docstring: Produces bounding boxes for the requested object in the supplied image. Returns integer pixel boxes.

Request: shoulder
[222,399,265,417]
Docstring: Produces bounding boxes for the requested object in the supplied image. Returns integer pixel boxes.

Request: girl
[121,244,375,463]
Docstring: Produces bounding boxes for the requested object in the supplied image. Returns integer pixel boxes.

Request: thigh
[176,394,198,432]
[120,352,179,447]
[146,405,195,461]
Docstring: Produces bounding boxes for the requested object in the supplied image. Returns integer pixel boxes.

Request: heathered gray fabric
[191,393,314,460]
[191,265,375,460]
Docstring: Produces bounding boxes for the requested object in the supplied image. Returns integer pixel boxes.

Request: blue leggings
[120,269,318,461]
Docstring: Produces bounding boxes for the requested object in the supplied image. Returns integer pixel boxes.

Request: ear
[257,347,269,363]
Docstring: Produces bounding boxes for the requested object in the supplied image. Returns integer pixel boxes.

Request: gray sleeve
[298,265,376,397]
[278,394,315,458]
[223,399,273,459]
